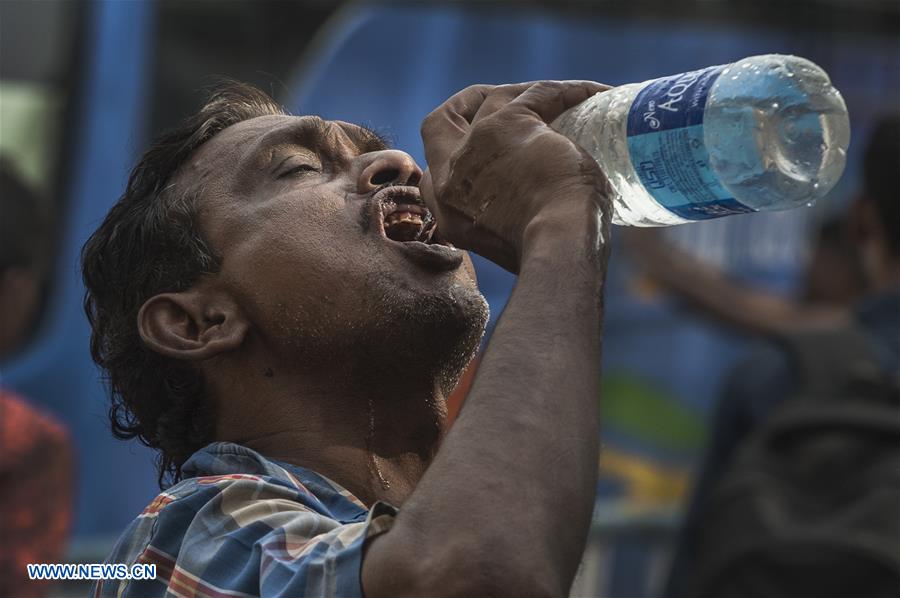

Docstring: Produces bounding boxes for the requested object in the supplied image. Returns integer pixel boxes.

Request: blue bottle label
[626,64,754,220]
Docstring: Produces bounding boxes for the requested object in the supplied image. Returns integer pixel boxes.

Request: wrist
[521,195,610,269]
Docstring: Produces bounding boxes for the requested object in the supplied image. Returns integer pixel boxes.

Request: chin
[373,279,489,394]
[432,287,490,395]
[268,266,488,391]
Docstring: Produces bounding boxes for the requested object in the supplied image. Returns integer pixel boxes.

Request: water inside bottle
[704,56,850,211]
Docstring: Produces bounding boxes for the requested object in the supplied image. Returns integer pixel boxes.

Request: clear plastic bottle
[551,55,850,226]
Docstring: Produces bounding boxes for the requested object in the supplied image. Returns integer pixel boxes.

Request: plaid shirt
[95,442,397,597]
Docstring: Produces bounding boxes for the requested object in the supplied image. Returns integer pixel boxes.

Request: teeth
[381,204,438,243]
[386,211,423,226]
[383,211,426,242]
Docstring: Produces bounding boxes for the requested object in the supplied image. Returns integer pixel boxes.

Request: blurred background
[1,1,898,596]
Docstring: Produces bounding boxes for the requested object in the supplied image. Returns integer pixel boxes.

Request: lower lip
[388,239,464,271]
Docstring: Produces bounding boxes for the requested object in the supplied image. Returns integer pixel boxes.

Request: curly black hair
[81,82,286,488]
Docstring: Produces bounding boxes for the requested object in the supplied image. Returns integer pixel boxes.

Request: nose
[356,150,422,193]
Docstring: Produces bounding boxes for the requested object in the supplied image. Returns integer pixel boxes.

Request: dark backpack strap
[775,325,885,399]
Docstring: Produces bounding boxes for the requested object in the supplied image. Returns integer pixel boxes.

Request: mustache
[359,195,375,234]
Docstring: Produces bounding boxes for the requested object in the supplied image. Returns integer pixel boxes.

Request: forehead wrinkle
[223,116,393,201]
[321,119,344,147]
[248,116,329,166]
[240,118,389,177]
[227,116,329,198]
[337,121,391,153]
[320,119,388,157]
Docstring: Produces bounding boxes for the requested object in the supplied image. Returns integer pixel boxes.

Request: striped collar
[181,441,369,524]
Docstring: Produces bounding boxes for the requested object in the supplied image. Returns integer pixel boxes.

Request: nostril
[370,169,400,186]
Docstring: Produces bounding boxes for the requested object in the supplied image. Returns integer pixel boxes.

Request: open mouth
[370,185,462,271]
[375,186,441,245]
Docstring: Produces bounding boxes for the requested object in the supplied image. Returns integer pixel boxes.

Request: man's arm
[362,82,611,598]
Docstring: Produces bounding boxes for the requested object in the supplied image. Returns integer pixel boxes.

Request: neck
[213,359,448,507]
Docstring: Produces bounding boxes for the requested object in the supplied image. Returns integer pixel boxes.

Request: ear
[137,290,248,361]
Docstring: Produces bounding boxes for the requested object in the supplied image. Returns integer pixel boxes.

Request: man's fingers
[508,81,610,124]
[437,84,494,124]
[471,82,544,125]
[421,84,494,184]
[424,84,531,179]
[419,169,438,216]
[422,81,610,185]
[421,112,464,186]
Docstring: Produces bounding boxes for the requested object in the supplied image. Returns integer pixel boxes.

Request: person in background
[623,214,866,338]
[656,113,900,598]
[0,160,76,597]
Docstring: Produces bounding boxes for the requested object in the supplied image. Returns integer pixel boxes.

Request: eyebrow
[341,122,391,153]
[253,117,390,164]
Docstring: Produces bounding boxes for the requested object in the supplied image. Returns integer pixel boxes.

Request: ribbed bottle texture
[552,55,850,226]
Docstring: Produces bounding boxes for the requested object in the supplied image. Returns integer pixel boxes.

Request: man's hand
[420,81,613,273]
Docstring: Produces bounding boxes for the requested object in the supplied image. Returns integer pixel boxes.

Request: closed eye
[278,163,320,179]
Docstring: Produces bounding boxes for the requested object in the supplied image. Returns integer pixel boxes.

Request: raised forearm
[365,211,607,597]
[364,80,613,598]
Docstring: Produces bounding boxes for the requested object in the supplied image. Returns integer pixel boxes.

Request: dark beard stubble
[272,270,490,397]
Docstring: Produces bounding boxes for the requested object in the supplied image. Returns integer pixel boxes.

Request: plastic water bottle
[551,55,850,226]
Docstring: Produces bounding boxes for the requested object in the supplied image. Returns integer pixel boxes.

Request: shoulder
[96,464,395,598]
[95,473,338,597]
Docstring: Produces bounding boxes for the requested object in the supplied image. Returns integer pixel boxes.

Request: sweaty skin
[138,81,613,598]
[141,116,488,507]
